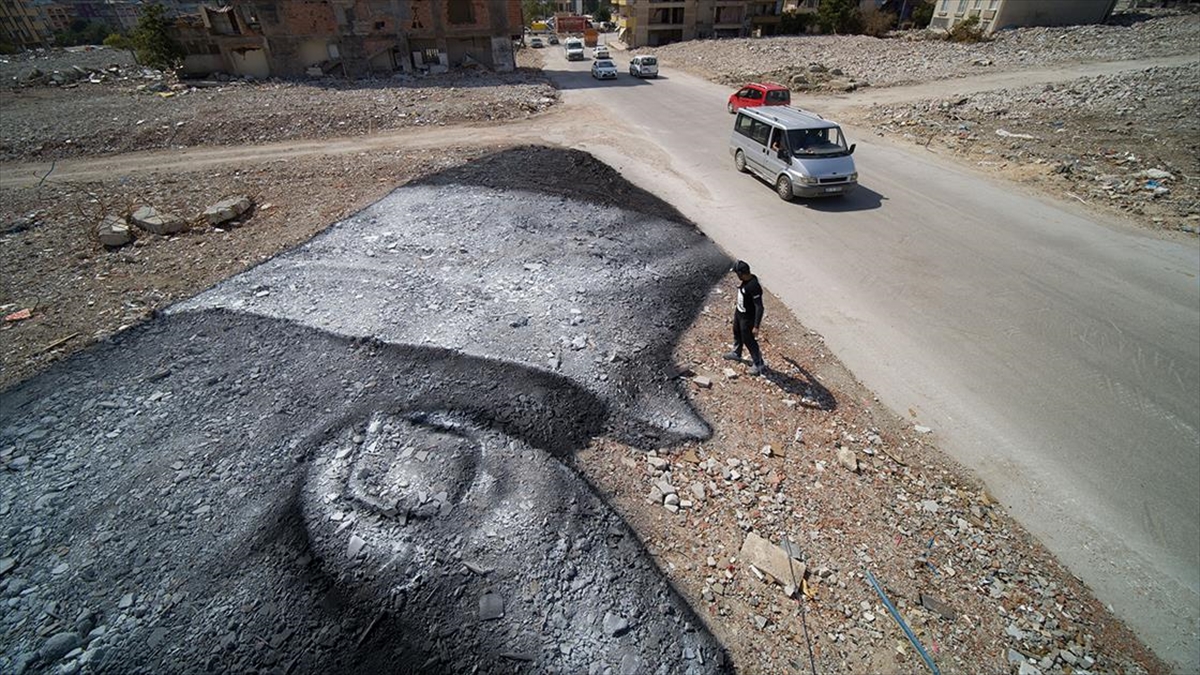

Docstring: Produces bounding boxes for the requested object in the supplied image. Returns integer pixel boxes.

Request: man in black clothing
[723,260,766,375]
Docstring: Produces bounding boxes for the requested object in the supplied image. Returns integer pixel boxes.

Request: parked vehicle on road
[592,45,610,59]
[530,37,545,48]
[591,58,618,80]
[548,34,559,45]
[729,106,857,201]
[628,55,658,78]
[728,82,790,114]
[565,38,585,61]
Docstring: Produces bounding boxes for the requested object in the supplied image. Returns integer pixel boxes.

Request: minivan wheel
[727,101,735,114]
[775,175,794,201]
[734,150,748,173]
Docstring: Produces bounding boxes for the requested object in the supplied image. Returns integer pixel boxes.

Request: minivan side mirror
[849,143,856,155]
[777,148,790,163]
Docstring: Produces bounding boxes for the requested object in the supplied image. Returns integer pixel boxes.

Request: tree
[779,11,816,35]
[103,33,139,63]
[131,4,184,70]
[910,0,935,29]
[55,19,113,47]
[817,0,863,35]
[521,0,555,22]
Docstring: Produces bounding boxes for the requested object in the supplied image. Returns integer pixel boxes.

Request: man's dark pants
[732,313,763,367]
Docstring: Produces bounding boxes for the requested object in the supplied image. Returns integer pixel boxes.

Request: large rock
[39,631,81,662]
[131,206,186,235]
[96,215,132,247]
[739,532,805,586]
[203,195,254,226]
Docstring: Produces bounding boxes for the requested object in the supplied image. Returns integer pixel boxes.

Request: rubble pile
[643,11,1198,90]
[1,48,557,162]
[846,64,1199,233]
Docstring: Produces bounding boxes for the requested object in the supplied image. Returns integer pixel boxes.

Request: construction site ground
[2,10,1195,675]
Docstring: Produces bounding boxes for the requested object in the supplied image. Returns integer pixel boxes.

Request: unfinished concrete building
[178,0,522,79]
[611,0,783,48]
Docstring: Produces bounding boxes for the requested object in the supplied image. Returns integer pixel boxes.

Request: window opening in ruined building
[448,0,474,24]
[421,48,440,65]
[375,20,385,29]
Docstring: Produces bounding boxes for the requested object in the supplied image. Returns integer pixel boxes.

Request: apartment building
[39,1,74,33]
[176,0,523,79]
[0,0,52,48]
[929,0,1120,33]
[612,0,782,47]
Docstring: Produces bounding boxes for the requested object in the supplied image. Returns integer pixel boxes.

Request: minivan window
[734,113,776,147]
[786,126,850,156]
[639,57,657,65]
[745,89,763,101]
[766,89,790,104]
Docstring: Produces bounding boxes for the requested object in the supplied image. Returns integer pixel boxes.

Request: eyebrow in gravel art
[0,147,738,673]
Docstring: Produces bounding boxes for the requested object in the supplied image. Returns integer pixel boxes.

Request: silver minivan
[729,106,857,200]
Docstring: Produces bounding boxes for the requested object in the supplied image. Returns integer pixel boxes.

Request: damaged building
[176,0,522,79]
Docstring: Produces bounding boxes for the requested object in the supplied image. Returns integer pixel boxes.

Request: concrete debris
[96,214,133,247]
[130,205,185,235]
[479,593,504,621]
[203,195,254,226]
[835,447,858,473]
[739,532,804,587]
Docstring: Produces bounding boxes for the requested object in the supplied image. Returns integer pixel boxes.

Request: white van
[729,106,857,200]
[564,38,585,61]
[628,55,658,78]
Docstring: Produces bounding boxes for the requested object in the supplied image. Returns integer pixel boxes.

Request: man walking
[723,260,766,375]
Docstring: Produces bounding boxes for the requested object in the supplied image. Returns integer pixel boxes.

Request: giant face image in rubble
[0,149,732,674]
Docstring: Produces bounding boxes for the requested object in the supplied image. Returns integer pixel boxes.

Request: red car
[727,82,791,113]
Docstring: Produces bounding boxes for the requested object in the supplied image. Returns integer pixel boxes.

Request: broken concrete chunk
[739,532,804,586]
[131,206,186,235]
[919,592,957,620]
[203,195,253,226]
[692,375,712,389]
[836,446,858,473]
[347,534,366,558]
[97,215,132,247]
[479,593,504,620]
[603,612,630,637]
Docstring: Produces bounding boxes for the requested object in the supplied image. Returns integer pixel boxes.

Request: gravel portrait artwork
[0,148,735,674]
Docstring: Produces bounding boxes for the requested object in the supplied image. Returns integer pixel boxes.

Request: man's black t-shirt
[735,275,763,326]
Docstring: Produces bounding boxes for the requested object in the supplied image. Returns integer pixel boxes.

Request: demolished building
[175,0,522,79]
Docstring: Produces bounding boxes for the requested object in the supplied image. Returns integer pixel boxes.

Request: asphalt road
[537,44,1200,670]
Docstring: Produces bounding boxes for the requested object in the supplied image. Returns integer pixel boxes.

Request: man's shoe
[748,364,765,376]
[722,351,742,361]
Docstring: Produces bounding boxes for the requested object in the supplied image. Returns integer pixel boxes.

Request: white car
[591,59,618,80]
[592,45,610,60]
[629,54,658,79]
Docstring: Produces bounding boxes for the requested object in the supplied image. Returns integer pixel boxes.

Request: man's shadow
[763,356,838,412]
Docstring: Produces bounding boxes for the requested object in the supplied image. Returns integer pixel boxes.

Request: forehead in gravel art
[0,148,731,674]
